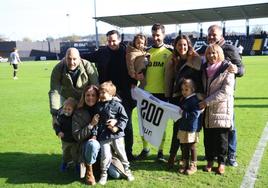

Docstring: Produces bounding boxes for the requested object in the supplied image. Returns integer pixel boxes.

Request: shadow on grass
[0,152,80,185]
[234,104,268,108]
[235,97,268,100]
[130,154,207,173]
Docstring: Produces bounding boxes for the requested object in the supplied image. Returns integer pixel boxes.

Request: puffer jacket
[96,99,128,141]
[48,59,98,116]
[53,107,76,143]
[202,60,235,129]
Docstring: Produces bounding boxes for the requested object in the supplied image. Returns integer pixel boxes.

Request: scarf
[206,61,222,78]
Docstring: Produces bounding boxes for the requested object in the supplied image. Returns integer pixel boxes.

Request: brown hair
[151,23,165,34]
[63,97,78,109]
[99,81,116,96]
[77,85,99,108]
[173,35,196,58]
[205,44,225,62]
[106,30,120,38]
[181,78,196,92]
[133,33,147,48]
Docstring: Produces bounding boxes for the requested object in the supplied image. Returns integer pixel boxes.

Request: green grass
[0,56,267,187]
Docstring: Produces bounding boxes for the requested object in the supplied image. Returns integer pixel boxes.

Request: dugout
[93,2,268,55]
[93,2,268,38]
[59,41,98,59]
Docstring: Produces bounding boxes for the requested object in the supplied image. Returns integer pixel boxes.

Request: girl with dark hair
[165,34,203,169]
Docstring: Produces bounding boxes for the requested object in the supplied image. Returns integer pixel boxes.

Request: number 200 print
[140,99,164,126]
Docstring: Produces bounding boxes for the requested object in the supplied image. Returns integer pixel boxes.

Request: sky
[0,0,267,41]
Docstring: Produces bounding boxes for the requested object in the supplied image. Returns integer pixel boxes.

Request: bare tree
[251,25,264,34]
[0,35,8,41]
[22,37,32,42]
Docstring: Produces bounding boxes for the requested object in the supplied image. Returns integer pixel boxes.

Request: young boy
[96,81,134,185]
[54,97,78,172]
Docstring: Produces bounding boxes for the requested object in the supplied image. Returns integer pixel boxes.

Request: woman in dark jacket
[165,35,203,169]
[72,85,128,185]
[72,85,101,185]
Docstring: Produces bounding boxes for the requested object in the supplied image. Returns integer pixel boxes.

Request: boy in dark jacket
[54,97,78,172]
[96,81,134,185]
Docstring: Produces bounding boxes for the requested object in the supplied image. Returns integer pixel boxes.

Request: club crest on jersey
[163,53,169,59]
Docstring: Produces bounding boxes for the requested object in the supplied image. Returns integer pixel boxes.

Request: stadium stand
[262,38,268,55]
[252,39,263,51]
[2,3,268,60]
[0,41,16,58]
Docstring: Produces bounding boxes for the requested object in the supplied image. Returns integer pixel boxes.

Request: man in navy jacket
[87,30,137,161]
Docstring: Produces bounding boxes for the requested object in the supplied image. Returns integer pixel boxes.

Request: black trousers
[168,96,180,156]
[169,121,180,155]
[204,128,229,164]
[122,96,136,158]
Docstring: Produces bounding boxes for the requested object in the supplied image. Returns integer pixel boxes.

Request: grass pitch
[0,56,267,187]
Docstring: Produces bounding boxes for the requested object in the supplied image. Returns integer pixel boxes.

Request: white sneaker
[125,169,135,181]
[98,173,108,185]
[80,163,86,178]
[13,76,18,80]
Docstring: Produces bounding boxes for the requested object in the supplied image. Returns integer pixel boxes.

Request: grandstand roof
[94,3,268,28]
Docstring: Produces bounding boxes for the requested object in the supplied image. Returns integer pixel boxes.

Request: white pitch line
[240,122,268,188]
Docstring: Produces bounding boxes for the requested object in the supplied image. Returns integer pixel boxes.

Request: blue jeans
[84,139,100,165]
[108,164,121,179]
[228,115,237,157]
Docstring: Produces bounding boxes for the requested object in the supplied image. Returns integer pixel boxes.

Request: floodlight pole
[94,0,99,49]
[222,21,226,37]
[246,19,249,37]
[66,13,71,37]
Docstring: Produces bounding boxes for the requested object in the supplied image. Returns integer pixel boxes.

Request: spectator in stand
[207,24,245,167]
[87,30,137,161]
[9,47,21,80]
